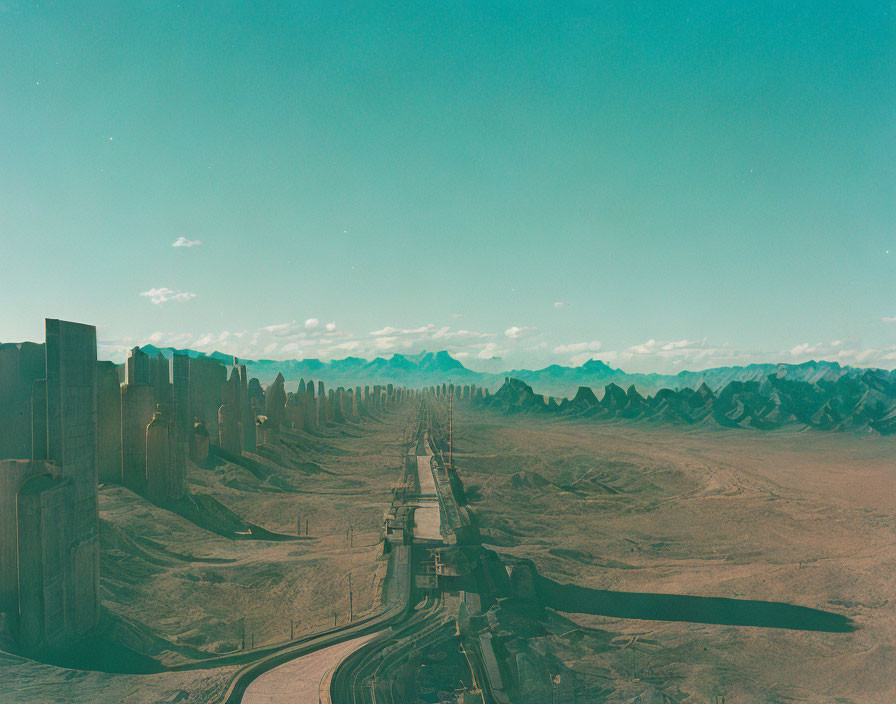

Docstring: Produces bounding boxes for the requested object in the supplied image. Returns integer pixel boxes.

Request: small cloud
[790,342,821,356]
[171,236,201,248]
[661,339,698,351]
[554,301,566,309]
[628,339,657,355]
[262,323,292,334]
[451,313,464,319]
[504,326,535,340]
[305,318,320,329]
[477,342,503,359]
[883,316,896,323]
[139,287,197,305]
[263,343,278,354]
[325,321,337,332]
[554,341,602,355]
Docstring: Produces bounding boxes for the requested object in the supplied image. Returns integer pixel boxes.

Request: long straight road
[413,433,442,540]
[229,403,445,704]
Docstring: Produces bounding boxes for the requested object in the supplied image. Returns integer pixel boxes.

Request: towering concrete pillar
[239,365,256,452]
[265,372,287,430]
[219,368,242,455]
[316,382,327,425]
[44,318,100,640]
[0,460,49,628]
[332,388,346,423]
[190,419,210,464]
[303,379,317,430]
[170,355,190,499]
[16,471,66,651]
[96,361,122,483]
[326,388,336,422]
[248,377,265,414]
[146,407,175,504]
[121,347,155,494]
[188,356,227,444]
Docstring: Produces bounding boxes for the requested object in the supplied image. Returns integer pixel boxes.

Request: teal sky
[1,1,894,372]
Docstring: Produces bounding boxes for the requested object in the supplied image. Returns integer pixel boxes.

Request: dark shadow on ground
[536,576,855,632]
[29,637,166,674]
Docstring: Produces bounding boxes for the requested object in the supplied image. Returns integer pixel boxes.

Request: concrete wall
[44,318,100,640]
[121,383,154,493]
[0,342,44,459]
[96,361,122,483]
[0,460,52,619]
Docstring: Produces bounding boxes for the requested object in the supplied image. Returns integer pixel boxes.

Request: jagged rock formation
[481,372,896,435]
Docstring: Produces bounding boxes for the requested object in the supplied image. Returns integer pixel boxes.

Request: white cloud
[325,321,337,332]
[554,301,566,309]
[554,341,601,355]
[373,336,399,350]
[139,287,197,305]
[477,342,502,359]
[628,339,657,355]
[661,339,699,351]
[171,236,201,248]
[883,316,896,323]
[305,318,320,329]
[504,326,535,339]
[790,342,822,356]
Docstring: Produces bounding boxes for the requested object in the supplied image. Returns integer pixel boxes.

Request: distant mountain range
[139,345,896,400]
[482,373,896,435]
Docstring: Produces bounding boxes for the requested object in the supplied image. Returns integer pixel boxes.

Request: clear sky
[1,1,894,372]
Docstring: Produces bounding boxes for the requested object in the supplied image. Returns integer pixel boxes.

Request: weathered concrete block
[0,342,45,459]
[96,361,122,483]
[218,402,241,455]
[121,383,154,493]
[190,419,210,463]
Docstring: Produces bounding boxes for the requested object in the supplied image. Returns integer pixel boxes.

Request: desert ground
[0,405,415,704]
[453,407,896,703]
[2,400,893,703]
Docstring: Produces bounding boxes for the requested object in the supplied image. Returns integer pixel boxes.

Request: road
[241,632,378,704]
[413,446,442,541]
[226,401,448,703]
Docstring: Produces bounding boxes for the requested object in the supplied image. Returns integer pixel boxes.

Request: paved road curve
[241,632,378,704]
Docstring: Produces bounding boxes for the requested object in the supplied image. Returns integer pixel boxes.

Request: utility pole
[348,572,353,622]
[290,619,294,640]
[297,511,301,537]
[305,517,310,536]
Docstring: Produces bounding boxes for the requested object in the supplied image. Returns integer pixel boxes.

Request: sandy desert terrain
[454,407,896,703]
